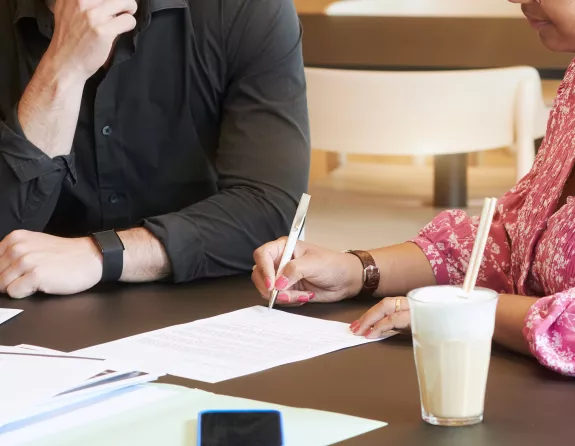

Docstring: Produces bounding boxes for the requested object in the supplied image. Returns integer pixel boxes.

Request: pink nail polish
[277,293,290,302]
[264,277,272,290]
[308,292,316,300]
[275,276,289,290]
[297,295,309,303]
[349,320,358,329]
[353,325,360,334]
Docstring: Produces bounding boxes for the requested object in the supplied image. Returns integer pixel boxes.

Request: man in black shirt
[0,0,310,298]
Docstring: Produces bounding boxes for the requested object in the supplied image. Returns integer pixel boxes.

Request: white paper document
[77,306,396,383]
[0,309,22,325]
[0,344,161,430]
[0,385,178,446]
[0,384,386,446]
[0,347,109,428]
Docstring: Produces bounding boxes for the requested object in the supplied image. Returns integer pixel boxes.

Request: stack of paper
[0,345,162,429]
[0,309,22,325]
[0,384,387,446]
[76,306,397,383]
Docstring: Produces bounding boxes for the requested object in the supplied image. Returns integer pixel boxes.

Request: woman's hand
[351,296,411,339]
[252,238,364,305]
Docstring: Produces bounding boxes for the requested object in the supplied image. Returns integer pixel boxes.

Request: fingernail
[349,320,359,329]
[277,293,290,302]
[308,292,316,300]
[365,328,373,338]
[352,325,360,334]
[264,277,272,290]
[297,295,309,303]
[275,276,289,290]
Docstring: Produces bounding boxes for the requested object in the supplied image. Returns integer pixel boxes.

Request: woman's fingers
[252,266,315,305]
[251,267,269,297]
[258,289,316,307]
[366,311,411,339]
[352,297,409,336]
[253,238,288,291]
[276,290,316,305]
[278,255,320,290]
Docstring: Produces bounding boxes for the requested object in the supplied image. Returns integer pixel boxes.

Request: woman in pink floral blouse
[251,0,575,376]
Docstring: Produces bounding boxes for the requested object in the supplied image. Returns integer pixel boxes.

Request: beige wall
[294,0,332,13]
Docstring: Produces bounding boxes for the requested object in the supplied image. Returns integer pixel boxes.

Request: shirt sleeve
[0,104,76,238]
[410,209,514,294]
[523,290,575,376]
[143,0,310,282]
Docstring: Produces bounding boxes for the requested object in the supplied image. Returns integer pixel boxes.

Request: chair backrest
[305,66,544,156]
[325,0,524,18]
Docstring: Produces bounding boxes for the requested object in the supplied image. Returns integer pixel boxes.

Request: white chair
[325,0,524,18]
[324,0,551,172]
[305,66,547,207]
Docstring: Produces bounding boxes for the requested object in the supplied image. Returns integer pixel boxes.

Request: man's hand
[18,0,139,159]
[48,0,138,81]
[0,231,103,299]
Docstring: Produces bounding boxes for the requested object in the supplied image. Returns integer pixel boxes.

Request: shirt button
[108,193,120,204]
[102,126,112,136]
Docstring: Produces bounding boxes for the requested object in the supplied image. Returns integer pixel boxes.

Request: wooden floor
[306,162,512,250]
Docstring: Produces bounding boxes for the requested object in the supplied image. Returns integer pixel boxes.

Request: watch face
[364,265,380,290]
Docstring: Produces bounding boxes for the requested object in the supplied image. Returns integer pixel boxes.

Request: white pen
[268,193,311,311]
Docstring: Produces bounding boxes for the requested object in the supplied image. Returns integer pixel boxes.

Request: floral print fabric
[411,58,575,376]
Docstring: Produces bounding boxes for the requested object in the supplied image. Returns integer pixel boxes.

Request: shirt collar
[12,0,188,26]
[13,0,42,23]
[150,0,187,13]
[14,0,53,39]
[132,0,188,36]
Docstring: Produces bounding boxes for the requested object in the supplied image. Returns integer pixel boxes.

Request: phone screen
[198,410,283,446]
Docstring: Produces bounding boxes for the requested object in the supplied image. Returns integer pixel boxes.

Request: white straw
[462,198,491,292]
[462,197,498,296]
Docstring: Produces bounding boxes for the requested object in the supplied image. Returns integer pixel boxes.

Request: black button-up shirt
[0,0,310,282]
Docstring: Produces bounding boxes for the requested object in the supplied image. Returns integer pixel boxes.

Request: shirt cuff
[0,104,76,184]
[522,293,575,376]
[142,213,207,283]
[410,238,451,285]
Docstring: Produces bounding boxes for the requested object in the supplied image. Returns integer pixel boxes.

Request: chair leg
[535,137,543,156]
[433,154,468,208]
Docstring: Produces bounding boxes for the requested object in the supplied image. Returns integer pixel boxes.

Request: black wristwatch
[90,230,125,282]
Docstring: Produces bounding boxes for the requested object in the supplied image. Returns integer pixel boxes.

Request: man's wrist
[80,236,104,280]
[116,228,171,282]
[38,47,89,90]
[90,230,125,282]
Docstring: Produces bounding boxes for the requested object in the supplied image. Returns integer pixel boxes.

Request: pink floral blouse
[412,59,575,377]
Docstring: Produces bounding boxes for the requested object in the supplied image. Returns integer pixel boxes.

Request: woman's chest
[529,198,575,296]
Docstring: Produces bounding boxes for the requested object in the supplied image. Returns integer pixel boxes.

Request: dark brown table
[299,14,573,76]
[1,276,574,445]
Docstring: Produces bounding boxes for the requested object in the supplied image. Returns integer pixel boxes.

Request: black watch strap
[91,230,125,282]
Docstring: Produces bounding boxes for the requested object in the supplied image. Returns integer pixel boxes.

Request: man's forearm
[18,50,85,158]
[117,228,172,282]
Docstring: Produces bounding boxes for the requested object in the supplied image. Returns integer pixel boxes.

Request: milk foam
[408,286,498,341]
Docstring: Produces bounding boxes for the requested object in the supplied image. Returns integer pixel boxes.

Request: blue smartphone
[197,409,284,446]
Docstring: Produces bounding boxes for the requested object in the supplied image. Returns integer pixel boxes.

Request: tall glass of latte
[407,285,499,427]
